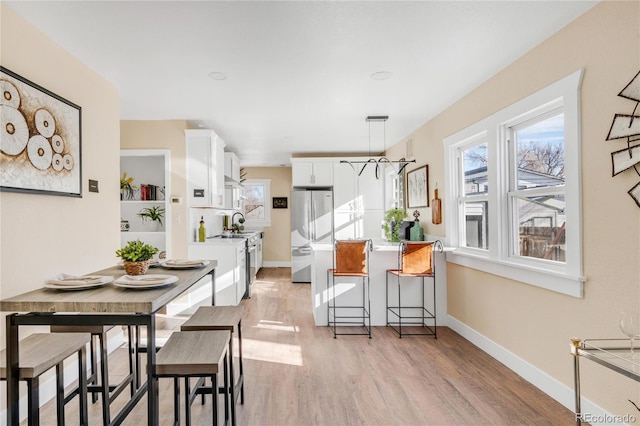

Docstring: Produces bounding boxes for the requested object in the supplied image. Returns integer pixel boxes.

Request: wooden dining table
[0,261,216,426]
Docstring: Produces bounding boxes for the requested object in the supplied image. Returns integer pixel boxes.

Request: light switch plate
[88,179,99,193]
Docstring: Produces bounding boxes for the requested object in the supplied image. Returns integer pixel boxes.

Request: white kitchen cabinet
[333,159,384,210]
[333,162,358,212]
[224,152,241,182]
[224,152,243,210]
[236,245,247,303]
[189,242,245,306]
[186,129,225,208]
[332,159,385,239]
[357,163,385,210]
[292,160,333,187]
[256,239,263,271]
[224,186,243,210]
[333,210,357,240]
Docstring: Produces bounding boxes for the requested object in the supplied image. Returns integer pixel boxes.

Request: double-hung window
[243,179,271,227]
[444,70,585,297]
[458,137,489,251]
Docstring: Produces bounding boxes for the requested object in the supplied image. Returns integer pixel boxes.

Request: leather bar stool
[327,239,372,338]
[386,240,443,338]
[0,332,90,426]
[155,330,231,426]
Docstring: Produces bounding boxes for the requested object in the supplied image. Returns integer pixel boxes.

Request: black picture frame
[406,165,429,208]
[0,66,82,197]
[272,197,288,209]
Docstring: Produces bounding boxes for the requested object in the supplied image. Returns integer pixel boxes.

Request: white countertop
[190,238,246,247]
[189,230,262,247]
[311,239,453,252]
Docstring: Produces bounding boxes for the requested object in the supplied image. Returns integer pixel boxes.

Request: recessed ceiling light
[208,72,228,80]
[370,71,392,81]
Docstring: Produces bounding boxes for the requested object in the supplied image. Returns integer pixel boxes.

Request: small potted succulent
[137,205,165,232]
[116,240,159,275]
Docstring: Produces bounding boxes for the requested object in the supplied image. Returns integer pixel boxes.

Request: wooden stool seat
[181,306,245,426]
[181,305,243,332]
[0,332,90,426]
[156,330,231,426]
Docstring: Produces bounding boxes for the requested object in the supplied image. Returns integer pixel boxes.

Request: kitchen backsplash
[189,208,237,242]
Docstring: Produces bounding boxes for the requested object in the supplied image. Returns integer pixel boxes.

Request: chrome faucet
[231,212,245,232]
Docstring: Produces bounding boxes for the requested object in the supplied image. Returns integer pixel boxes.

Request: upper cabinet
[333,160,384,211]
[186,129,225,208]
[224,152,243,210]
[291,160,333,187]
[224,152,241,183]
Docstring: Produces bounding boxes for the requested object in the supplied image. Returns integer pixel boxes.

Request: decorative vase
[123,260,150,275]
[144,221,161,232]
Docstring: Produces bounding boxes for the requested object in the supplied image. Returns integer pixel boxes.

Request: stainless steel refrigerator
[291,188,333,283]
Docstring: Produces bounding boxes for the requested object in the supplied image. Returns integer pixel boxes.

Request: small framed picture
[407,165,429,208]
[272,196,288,209]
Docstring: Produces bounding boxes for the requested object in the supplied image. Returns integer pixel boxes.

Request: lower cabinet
[189,243,246,306]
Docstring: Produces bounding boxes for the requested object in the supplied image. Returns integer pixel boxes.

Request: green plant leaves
[116,239,159,262]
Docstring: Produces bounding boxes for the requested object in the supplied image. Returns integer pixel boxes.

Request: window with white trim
[243,179,271,227]
[444,70,585,297]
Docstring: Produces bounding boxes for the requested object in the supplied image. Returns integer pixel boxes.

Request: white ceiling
[6,1,597,166]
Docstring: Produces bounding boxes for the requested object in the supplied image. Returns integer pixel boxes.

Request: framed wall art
[272,197,288,209]
[407,165,429,208]
[0,66,82,197]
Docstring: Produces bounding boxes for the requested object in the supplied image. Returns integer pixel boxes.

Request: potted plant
[137,205,165,231]
[116,240,159,275]
[384,208,407,242]
[120,172,137,200]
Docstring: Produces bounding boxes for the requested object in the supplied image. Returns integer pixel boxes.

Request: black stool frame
[386,240,443,338]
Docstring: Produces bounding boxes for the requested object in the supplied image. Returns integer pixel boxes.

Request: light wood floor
[32,267,575,425]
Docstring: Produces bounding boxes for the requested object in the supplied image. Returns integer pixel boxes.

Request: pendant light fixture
[340,116,415,179]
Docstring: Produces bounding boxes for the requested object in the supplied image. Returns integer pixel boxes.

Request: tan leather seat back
[402,242,433,274]
[335,241,368,274]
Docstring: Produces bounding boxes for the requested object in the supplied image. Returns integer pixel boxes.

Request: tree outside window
[243,179,271,226]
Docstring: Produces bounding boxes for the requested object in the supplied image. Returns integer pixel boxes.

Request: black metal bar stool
[155,330,231,426]
[386,240,443,338]
[50,324,136,424]
[0,332,90,426]
[327,239,373,338]
[180,305,244,426]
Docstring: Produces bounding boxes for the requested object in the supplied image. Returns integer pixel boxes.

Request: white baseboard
[0,330,125,424]
[447,315,618,425]
[262,261,291,268]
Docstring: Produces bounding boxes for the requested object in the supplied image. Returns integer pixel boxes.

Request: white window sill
[446,251,585,298]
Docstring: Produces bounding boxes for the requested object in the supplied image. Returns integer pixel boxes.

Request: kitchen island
[310,239,449,327]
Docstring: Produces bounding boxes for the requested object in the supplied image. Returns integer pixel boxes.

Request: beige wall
[244,167,292,263]
[120,120,190,258]
[0,3,120,342]
[387,1,640,416]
